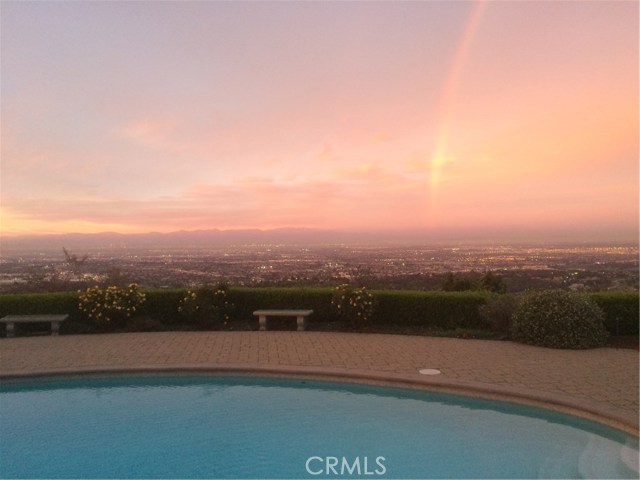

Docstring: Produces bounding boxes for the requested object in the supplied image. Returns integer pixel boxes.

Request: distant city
[0,239,637,293]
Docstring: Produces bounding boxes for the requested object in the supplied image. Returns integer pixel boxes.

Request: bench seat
[253,309,313,331]
[0,314,69,337]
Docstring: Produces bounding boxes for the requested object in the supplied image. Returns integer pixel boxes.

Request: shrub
[442,273,474,291]
[139,289,185,324]
[178,283,234,328]
[372,290,490,329]
[587,291,639,335]
[478,294,521,333]
[78,284,146,330]
[478,271,507,294]
[511,290,608,349]
[331,284,375,327]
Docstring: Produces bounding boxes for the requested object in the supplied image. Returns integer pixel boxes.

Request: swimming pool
[1,375,637,479]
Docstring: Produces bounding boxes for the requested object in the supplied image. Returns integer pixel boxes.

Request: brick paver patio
[1,331,638,432]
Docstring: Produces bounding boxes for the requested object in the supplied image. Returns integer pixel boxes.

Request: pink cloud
[2,164,432,233]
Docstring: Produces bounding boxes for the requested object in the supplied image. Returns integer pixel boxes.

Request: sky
[1,0,638,243]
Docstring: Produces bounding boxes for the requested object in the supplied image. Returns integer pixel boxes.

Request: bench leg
[297,316,306,331]
[259,315,267,331]
[51,321,60,336]
[5,322,15,338]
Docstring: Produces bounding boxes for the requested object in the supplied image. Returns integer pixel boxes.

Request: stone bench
[253,309,313,331]
[0,314,69,337]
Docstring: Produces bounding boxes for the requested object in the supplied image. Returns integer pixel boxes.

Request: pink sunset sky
[1,1,638,242]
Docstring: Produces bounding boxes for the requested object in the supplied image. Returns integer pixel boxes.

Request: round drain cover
[419,368,441,375]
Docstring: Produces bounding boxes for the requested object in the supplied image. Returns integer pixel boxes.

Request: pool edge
[1,364,638,436]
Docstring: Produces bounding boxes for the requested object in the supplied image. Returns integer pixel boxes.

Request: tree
[441,272,473,291]
[62,247,88,275]
[479,271,507,293]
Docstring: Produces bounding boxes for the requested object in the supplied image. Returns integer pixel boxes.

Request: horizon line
[1,226,637,247]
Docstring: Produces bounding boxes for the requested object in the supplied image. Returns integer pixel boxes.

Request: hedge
[372,290,491,329]
[0,292,81,319]
[0,288,637,335]
[141,289,188,324]
[587,292,639,335]
[229,287,334,323]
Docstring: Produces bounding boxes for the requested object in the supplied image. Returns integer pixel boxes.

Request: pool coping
[2,364,638,436]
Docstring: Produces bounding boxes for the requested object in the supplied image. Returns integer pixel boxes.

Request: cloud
[1,163,433,234]
[2,1,636,242]
[4,123,637,238]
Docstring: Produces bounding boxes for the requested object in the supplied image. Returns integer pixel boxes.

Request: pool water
[0,375,637,479]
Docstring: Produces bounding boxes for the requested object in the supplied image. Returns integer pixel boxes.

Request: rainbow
[428,0,487,218]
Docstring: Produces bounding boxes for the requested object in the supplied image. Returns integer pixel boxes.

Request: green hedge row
[0,292,81,319]
[229,287,334,323]
[192,287,490,329]
[372,290,490,329]
[588,291,639,335]
[0,288,637,335]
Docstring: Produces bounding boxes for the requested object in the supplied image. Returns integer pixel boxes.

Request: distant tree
[442,273,456,291]
[479,271,507,293]
[442,272,474,292]
[62,247,88,275]
[103,268,134,287]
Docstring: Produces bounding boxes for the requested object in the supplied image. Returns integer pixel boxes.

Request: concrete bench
[0,314,69,337]
[253,309,313,331]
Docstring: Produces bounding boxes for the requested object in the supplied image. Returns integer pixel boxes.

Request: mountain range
[2,226,636,253]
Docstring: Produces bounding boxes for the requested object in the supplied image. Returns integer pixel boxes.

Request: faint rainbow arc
[428,0,487,220]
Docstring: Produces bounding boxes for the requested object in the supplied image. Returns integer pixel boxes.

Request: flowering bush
[178,283,234,328]
[78,284,146,329]
[331,284,374,327]
[511,290,608,349]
